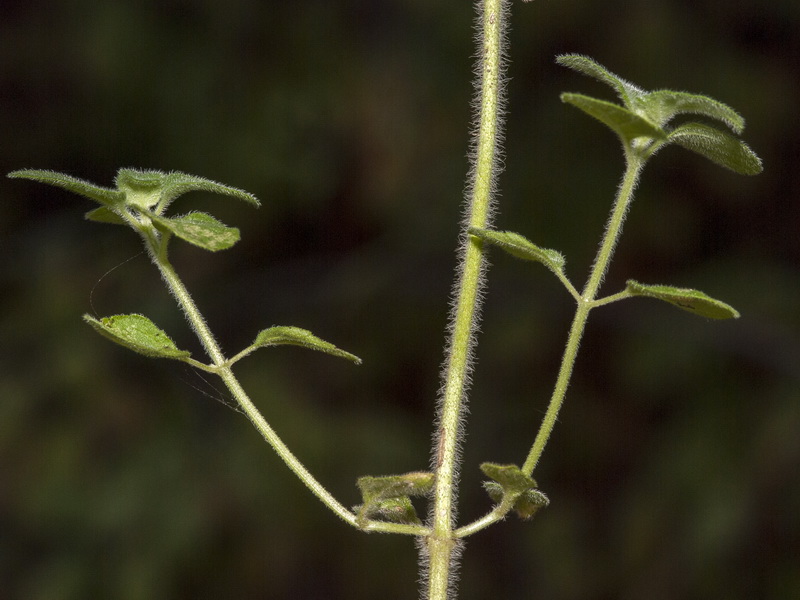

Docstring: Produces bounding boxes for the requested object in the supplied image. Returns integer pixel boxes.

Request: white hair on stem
[424,1,510,598]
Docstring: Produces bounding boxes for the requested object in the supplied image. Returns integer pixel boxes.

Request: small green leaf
[354,496,422,525]
[480,463,549,520]
[115,169,165,209]
[480,463,536,495]
[636,90,745,133]
[354,472,434,526]
[558,55,762,175]
[8,169,124,206]
[251,326,362,364]
[83,313,191,359]
[357,472,435,504]
[157,171,259,210]
[483,481,505,504]
[115,168,260,213]
[483,482,549,520]
[149,211,240,251]
[85,206,127,225]
[625,280,740,319]
[556,54,643,105]
[510,488,549,519]
[469,228,566,273]
[668,122,763,175]
[561,93,667,145]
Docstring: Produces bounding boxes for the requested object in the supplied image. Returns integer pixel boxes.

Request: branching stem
[522,153,645,476]
[140,234,363,528]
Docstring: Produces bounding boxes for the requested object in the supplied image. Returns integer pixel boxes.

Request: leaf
[668,122,763,175]
[625,280,740,319]
[480,463,549,520]
[354,472,434,526]
[8,168,260,216]
[114,169,165,209]
[636,90,745,133]
[483,482,550,520]
[557,55,762,175]
[158,171,259,209]
[469,228,565,273]
[357,472,434,503]
[556,54,643,105]
[480,463,536,495]
[115,168,261,213]
[561,93,667,145]
[354,496,422,525]
[149,211,240,251]
[251,326,362,364]
[85,206,127,225]
[8,169,124,206]
[509,488,549,519]
[83,313,191,359]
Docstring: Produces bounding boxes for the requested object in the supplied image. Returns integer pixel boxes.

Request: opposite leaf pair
[466,55,758,320]
[9,168,258,252]
[9,168,362,369]
[557,54,762,175]
[468,228,740,320]
[353,464,548,528]
[85,314,361,367]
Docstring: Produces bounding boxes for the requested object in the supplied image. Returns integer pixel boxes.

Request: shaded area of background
[1,0,798,598]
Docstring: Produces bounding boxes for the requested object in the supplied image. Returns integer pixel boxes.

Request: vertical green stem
[522,154,644,476]
[428,1,506,598]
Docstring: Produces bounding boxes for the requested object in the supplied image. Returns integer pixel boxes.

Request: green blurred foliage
[2,0,798,598]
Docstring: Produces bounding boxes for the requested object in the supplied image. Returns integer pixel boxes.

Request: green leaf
[480,463,536,495]
[483,482,549,520]
[636,90,745,133]
[469,227,565,273]
[85,206,127,225]
[558,54,762,174]
[157,171,260,210]
[561,93,667,145]
[149,211,240,251]
[357,472,435,504]
[667,122,763,175]
[480,463,549,520]
[11,168,261,217]
[354,472,434,526]
[115,169,260,212]
[251,326,362,364]
[8,169,124,206]
[354,496,422,525]
[510,488,549,519]
[114,169,165,209]
[625,280,740,319]
[556,54,643,105]
[83,313,191,359]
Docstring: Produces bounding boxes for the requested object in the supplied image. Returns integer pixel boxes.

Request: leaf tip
[625,280,740,320]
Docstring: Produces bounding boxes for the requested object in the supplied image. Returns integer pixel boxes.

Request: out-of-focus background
[2,1,797,598]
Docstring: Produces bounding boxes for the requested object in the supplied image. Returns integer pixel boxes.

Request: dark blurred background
[1,0,798,598]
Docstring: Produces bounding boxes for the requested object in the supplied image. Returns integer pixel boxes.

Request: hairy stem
[522,154,644,476]
[145,240,363,527]
[427,1,506,598]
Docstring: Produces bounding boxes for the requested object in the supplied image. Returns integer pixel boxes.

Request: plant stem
[522,154,644,476]
[428,1,506,598]
[582,154,644,301]
[454,496,515,538]
[521,302,590,475]
[147,244,362,527]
